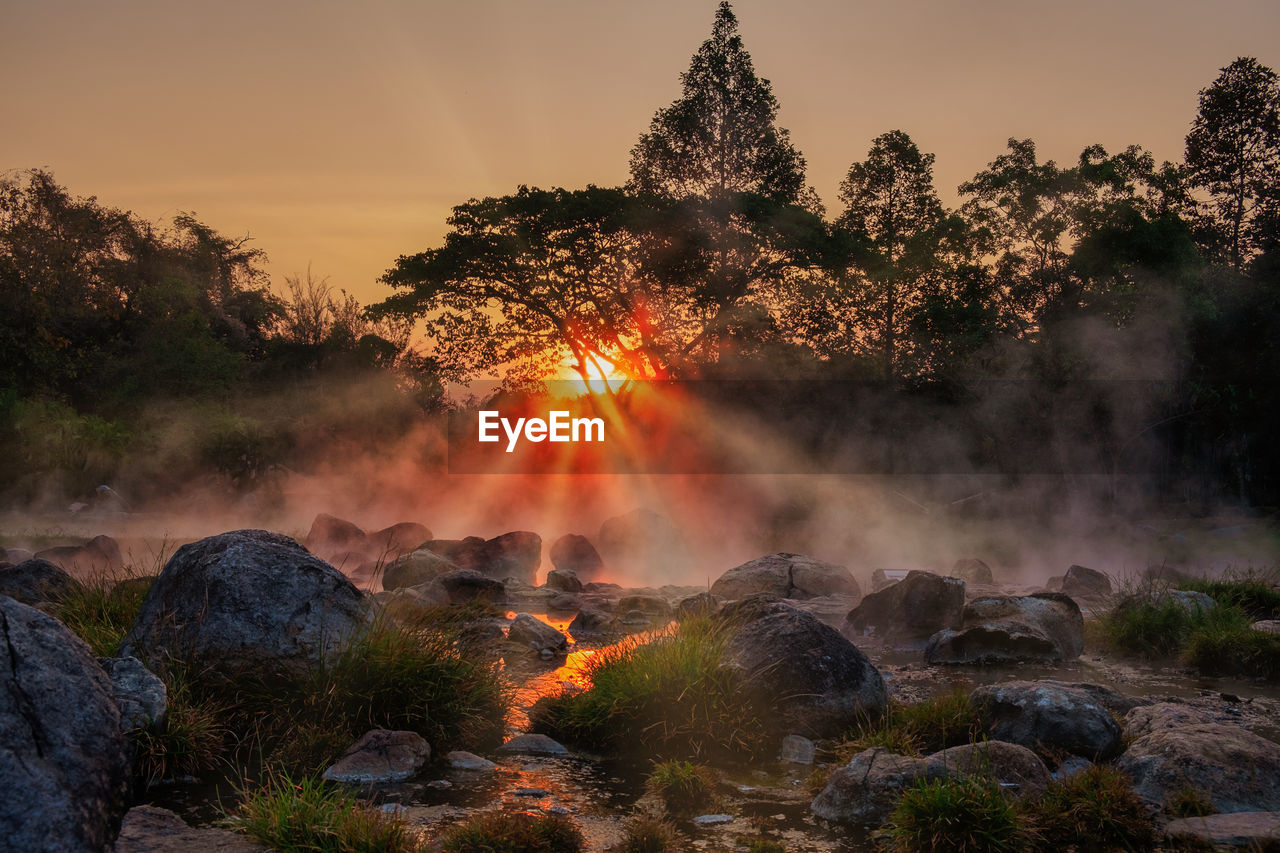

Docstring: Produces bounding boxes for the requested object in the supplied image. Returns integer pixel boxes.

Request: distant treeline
[3,2,1279,507]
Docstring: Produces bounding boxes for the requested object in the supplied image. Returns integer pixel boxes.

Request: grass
[646,759,719,817]
[51,572,155,657]
[838,688,984,758]
[231,773,420,852]
[734,837,785,853]
[1095,581,1280,679]
[1165,784,1214,818]
[529,616,768,759]
[132,661,230,784]
[1177,570,1280,620]
[883,776,1030,853]
[438,811,584,853]
[1023,765,1154,851]
[614,815,682,853]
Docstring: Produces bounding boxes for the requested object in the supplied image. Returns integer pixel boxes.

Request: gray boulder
[970,681,1123,759]
[1,596,130,850]
[842,570,964,643]
[711,553,861,602]
[35,534,123,575]
[811,749,955,826]
[436,570,505,604]
[925,593,1083,665]
[116,805,268,852]
[1062,564,1112,597]
[508,614,569,656]
[121,530,365,679]
[1123,702,1215,740]
[380,548,458,591]
[725,604,886,738]
[544,568,583,592]
[549,534,603,579]
[1117,723,1280,813]
[498,733,568,755]
[100,656,167,733]
[568,606,616,637]
[930,740,1052,798]
[0,558,76,607]
[950,558,994,585]
[677,591,722,618]
[304,513,368,558]
[1163,812,1280,849]
[366,522,432,558]
[321,729,430,784]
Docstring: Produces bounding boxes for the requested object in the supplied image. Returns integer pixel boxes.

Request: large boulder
[321,729,430,784]
[305,513,368,559]
[724,604,886,738]
[549,534,604,579]
[568,606,616,637]
[930,741,1052,798]
[366,522,432,558]
[1123,702,1215,740]
[924,593,1084,665]
[1061,564,1112,597]
[711,553,861,602]
[544,568,583,592]
[121,530,365,679]
[950,558,994,585]
[508,613,569,656]
[425,533,541,584]
[969,681,1123,759]
[1,596,131,850]
[35,534,123,576]
[1163,812,1280,849]
[0,558,76,607]
[380,548,459,591]
[435,570,505,604]
[1117,723,1280,813]
[842,571,964,643]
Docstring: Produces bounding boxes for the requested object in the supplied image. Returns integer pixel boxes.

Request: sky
[5,0,1280,305]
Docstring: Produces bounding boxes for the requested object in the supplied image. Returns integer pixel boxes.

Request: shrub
[530,616,767,759]
[884,776,1029,853]
[840,689,982,758]
[1097,596,1198,658]
[232,773,419,852]
[614,815,682,853]
[1183,619,1280,679]
[438,811,584,853]
[1024,765,1154,851]
[646,759,718,816]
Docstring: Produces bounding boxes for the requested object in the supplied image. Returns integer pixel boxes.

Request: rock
[100,656,167,732]
[929,741,1052,798]
[924,592,1084,665]
[422,536,486,564]
[0,596,130,850]
[1253,620,1280,635]
[1062,564,1112,597]
[546,591,581,612]
[568,606,615,636]
[1157,589,1217,613]
[1051,756,1094,780]
[446,751,497,772]
[691,814,734,825]
[322,729,431,784]
[305,513,368,558]
[480,531,542,585]
[381,548,459,591]
[35,534,123,575]
[0,558,76,606]
[950,558,994,584]
[710,553,860,602]
[583,581,622,593]
[617,594,672,617]
[121,530,365,680]
[508,614,569,655]
[116,805,268,852]
[620,609,651,626]
[841,570,964,643]
[779,734,815,764]
[544,568,583,592]
[1163,812,1280,849]
[969,681,1122,759]
[811,749,955,826]
[1116,723,1280,813]
[1123,702,1215,740]
[871,569,904,592]
[4,547,35,564]
[725,603,886,738]
[437,570,505,604]
[498,733,568,756]
[677,591,722,618]
[549,534,604,579]
[366,522,432,558]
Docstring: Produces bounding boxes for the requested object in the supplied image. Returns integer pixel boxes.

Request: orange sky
[5,0,1279,305]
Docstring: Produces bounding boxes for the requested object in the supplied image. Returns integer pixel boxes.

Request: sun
[560,352,629,396]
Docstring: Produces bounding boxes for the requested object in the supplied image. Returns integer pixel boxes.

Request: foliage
[614,815,682,853]
[839,689,983,758]
[883,776,1029,853]
[1182,617,1280,679]
[231,773,420,853]
[51,573,153,657]
[1165,785,1214,818]
[1177,571,1280,619]
[646,759,719,816]
[529,616,768,759]
[438,811,583,853]
[1024,765,1155,851]
[133,661,230,784]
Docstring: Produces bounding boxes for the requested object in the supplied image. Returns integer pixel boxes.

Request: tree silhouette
[1185,57,1280,270]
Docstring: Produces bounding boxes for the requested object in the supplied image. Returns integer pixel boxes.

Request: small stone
[321,729,430,784]
[692,814,734,825]
[426,779,452,789]
[513,787,550,797]
[446,750,497,771]
[779,734,815,764]
[497,733,568,756]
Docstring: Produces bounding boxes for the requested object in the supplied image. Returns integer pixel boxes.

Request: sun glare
[561,353,629,396]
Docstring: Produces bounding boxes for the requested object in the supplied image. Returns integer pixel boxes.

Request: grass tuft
[1023,765,1154,851]
[1165,784,1214,818]
[838,688,982,759]
[438,811,584,853]
[231,773,420,852]
[614,815,682,853]
[133,661,229,784]
[884,776,1029,853]
[52,573,155,657]
[1176,570,1280,620]
[646,759,719,816]
[530,616,767,759]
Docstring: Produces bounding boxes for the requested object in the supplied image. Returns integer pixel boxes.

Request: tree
[628,2,808,205]
[1185,57,1280,270]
